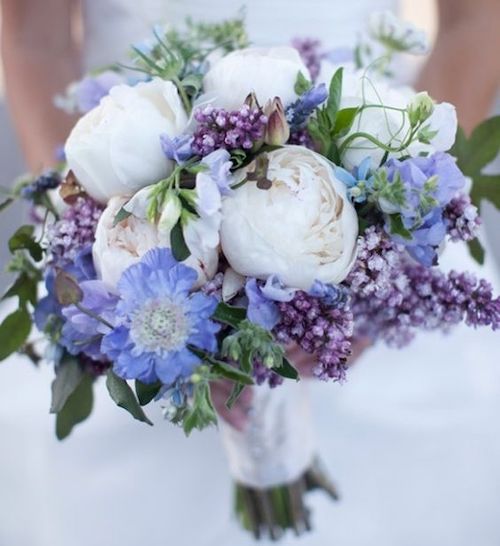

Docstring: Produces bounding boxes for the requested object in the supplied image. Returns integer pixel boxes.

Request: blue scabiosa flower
[335,157,374,203]
[101,248,220,386]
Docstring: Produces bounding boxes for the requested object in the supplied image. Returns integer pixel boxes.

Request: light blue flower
[202,149,233,196]
[245,276,294,330]
[160,134,194,165]
[335,157,374,203]
[75,71,125,113]
[309,280,349,308]
[101,248,220,386]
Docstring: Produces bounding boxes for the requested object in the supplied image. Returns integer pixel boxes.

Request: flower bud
[244,91,261,110]
[54,270,83,306]
[158,191,182,238]
[264,97,290,146]
[407,92,434,126]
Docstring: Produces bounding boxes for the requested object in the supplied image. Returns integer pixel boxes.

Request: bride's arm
[416,0,500,133]
[1,0,81,171]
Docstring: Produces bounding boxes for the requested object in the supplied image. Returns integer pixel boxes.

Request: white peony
[220,146,358,290]
[93,195,218,289]
[203,47,309,110]
[318,66,457,169]
[65,78,188,203]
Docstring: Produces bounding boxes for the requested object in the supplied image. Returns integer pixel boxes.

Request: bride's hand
[211,338,372,430]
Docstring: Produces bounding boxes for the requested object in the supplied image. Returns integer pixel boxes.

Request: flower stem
[74,302,114,330]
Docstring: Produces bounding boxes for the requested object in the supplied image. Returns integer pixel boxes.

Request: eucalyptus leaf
[135,380,162,406]
[0,307,32,361]
[56,373,94,440]
[50,356,84,413]
[170,220,191,261]
[210,360,254,385]
[106,371,153,426]
[458,116,500,176]
[470,175,500,210]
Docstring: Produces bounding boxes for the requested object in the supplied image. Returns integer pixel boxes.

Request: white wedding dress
[1,2,500,546]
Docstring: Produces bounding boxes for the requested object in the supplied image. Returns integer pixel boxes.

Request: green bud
[158,191,182,237]
[407,92,434,126]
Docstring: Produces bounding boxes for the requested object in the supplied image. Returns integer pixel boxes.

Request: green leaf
[181,73,203,96]
[458,116,500,176]
[210,359,254,385]
[467,238,485,265]
[56,373,94,440]
[333,107,360,137]
[326,68,343,126]
[0,307,32,361]
[294,71,312,95]
[8,225,43,262]
[170,220,191,261]
[2,273,37,306]
[213,302,246,328]
[183,382,217,435]
[106,371,153,426]
[0,197,14,212]
[273,357,299,380]
[112,206,132,227]
[388,214,412,240]
[135,380,162,406]
[50,356,84,413]
[470,175,500,210]
[225,349,253,409]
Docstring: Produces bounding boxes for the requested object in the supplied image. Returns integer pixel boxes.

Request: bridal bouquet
[1,13,499,541]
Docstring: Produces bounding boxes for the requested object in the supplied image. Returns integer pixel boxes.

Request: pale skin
[2,0,500,428]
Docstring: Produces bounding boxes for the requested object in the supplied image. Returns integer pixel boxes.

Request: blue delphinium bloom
[245,276,294,330]
[160,134,194,165]
[286,84,328,128]
[61,281,118,359]
[335,157,374,203]
[201,149,233,196]
[101,248,220,386]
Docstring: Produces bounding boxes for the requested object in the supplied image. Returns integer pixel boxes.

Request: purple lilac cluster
[47,196,103,267]
[347,226,500,347]
[291,37,325,81]
[273,291,353,382]
[253,359,284,388]
[443,193,481,242]
[192,105,268,156]
[288,128,315,149]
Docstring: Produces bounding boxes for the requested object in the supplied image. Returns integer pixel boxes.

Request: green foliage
[213,302,247,328]
[182,381,217,435]
[135,380,162,406]
[0,307,32,361]
[112,206,132,227]
[272,357,299,380]
[170,220,191,261]
[451,116,500,264]
[294,71,312,95]
[106,371,153,426]
[50,356,84,413]
[2,272,38,307]
[8,225,43,262]
[56,373,94,440]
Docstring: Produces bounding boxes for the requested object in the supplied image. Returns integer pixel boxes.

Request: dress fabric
[2,1,500,545]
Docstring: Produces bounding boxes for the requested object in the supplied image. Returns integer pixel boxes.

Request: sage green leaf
[459,116,500,176]
[112,206,132,227]
[213,302,246,328]
[294,71,312,95]
[106,371,153,426]
[333,107,360,137]
[0,307,32,361]
[56,373,94,440]
[135,379,162,406]
[170,220,191,261]
[210,359,254,385]
[50,356,84,413]
[467,238,485,265]
[183,382,217,435]
[326,67,343,126]
[273,357,299,380]
[470,175,500,210]
[2,273,37,306]
[8,225,43,262]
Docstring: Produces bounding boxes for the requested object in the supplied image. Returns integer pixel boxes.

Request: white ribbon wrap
[219,381,315,489]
